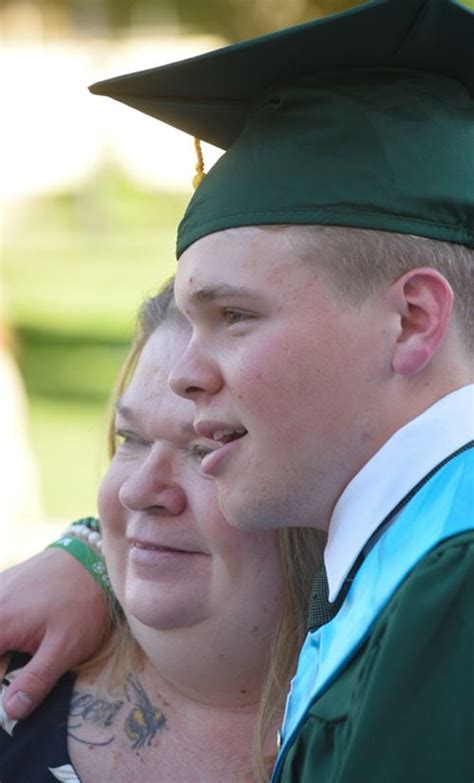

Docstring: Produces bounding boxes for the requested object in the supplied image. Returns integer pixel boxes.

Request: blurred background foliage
[4,167,185,525]
[0,0,365,39]
[0,0,388,560]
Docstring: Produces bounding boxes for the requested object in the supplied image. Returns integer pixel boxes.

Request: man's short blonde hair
[284,226,474,353]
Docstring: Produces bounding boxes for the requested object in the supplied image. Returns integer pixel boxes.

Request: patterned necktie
[307,561,348,632]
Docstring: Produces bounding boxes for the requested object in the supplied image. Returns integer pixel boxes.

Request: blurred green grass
[3,167,187,522]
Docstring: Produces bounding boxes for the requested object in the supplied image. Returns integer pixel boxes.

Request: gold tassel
[192,138,205,189]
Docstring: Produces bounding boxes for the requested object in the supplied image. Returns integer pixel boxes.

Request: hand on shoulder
[0,546,109,720]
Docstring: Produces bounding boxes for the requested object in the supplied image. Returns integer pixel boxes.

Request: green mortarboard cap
[90,0,474,256]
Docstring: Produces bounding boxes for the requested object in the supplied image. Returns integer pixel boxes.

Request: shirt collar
[325,384,474,602]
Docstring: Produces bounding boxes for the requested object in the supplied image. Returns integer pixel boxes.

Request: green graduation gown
[274,444,474,783]
[278,531,474,783]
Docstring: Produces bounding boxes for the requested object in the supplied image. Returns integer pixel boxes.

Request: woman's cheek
[101,521,128,607]
[97,464,124,534]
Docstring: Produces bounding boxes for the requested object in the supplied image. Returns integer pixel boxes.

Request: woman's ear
[389,268,453,377]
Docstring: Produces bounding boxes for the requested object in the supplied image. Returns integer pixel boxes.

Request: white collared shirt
[325,384,474,602]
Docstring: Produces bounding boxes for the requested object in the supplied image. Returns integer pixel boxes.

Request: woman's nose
[118,453,187,516]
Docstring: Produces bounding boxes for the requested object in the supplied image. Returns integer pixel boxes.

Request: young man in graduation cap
[1,0,473,780]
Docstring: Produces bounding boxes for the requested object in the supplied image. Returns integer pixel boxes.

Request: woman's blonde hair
[87,277,323,782]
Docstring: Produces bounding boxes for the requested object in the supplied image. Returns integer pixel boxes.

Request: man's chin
[217,485,271,532]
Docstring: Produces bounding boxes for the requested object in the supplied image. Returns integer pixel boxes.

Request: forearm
[0,519,111,720]
[48,517,113,598]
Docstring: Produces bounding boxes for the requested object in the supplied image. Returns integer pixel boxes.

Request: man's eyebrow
[187,284,254,305]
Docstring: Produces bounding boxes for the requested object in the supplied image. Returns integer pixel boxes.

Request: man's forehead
[174,226,315,313]
[175,241,254,305]
[176,225,290,287]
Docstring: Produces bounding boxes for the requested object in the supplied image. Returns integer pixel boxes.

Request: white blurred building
[0,7,224,205]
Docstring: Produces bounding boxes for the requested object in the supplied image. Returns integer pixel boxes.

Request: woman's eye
[115,430,144,448]
[189,443,213,461]
[223,309,251,326]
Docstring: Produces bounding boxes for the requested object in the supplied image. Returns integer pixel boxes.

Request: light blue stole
[272,446,474,782]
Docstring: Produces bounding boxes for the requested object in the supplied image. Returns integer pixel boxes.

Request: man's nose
[169,340,222,401]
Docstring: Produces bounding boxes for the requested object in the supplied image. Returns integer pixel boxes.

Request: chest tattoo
[68,673,166,752]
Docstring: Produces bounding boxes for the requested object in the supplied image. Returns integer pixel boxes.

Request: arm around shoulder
[0,544,110,720]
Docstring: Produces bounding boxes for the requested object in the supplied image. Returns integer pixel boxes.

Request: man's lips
[194,419,248,445]
[200,436,245,475]
[194,420,248,476]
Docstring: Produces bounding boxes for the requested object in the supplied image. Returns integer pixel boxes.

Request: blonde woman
[0,281,323,783]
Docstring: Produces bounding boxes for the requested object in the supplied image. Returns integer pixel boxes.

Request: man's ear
[389,268,453,376]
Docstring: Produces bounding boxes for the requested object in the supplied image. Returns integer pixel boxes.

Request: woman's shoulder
[0,652,16,737]
[0,652,77,783]
[0,651,32,735]
[1,650,30,678]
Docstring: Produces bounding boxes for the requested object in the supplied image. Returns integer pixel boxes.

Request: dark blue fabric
[0,652,77,782]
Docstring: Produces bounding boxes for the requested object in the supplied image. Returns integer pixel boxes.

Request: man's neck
[325,383,474,601]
